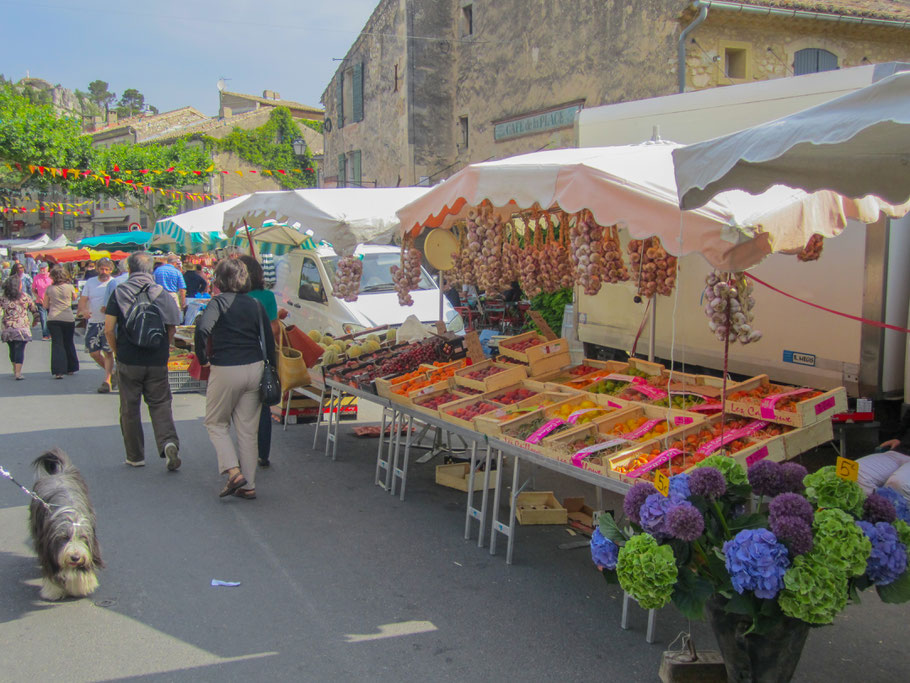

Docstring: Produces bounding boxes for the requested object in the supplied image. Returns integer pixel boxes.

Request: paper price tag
[654,471,670,497]
[836,456,859,482]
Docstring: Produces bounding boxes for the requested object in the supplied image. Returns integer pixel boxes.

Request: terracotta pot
[705,596,810,683]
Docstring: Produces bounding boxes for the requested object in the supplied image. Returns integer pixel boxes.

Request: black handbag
[256,301,282,406]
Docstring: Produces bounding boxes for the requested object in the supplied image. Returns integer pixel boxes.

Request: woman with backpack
[43,266,79,379]
[195,258,276,500]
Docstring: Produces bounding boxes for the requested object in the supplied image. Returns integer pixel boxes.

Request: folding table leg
[477,446,494,548]
[324,387,337,457]
[373,406,390,487]
[505,454,521,565]
[312,385,328,448]
[386,408,399,493]
[282,391,291,432]
[464,442,480,540]
[489,449,506,556]
[392,413,413,499]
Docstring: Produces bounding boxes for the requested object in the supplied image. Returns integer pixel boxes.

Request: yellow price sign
[654,470,670,497]
[836,456,859,482]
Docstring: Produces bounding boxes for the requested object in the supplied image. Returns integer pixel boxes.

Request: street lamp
[291,137,307,157]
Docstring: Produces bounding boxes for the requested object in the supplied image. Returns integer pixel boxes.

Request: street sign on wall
[494,102,583,142]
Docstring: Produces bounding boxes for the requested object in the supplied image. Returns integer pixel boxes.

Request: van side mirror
[299,284,326,303]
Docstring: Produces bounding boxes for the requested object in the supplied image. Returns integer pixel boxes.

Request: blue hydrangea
[639,493,676,536]
[669,473,691,501]
[590,528,619,570]
[723,528,791,599]
[856,521,908,586]
[875,487,910,524]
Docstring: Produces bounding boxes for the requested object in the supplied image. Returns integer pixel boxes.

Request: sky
[0,0,379,115]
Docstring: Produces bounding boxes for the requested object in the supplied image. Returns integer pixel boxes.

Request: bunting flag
[4,162,314,179]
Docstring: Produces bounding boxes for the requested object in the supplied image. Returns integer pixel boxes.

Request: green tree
[116,88,145,119]
[88,80,116,115]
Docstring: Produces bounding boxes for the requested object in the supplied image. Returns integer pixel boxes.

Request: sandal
[233,488,257,500]
[219,470,248,498]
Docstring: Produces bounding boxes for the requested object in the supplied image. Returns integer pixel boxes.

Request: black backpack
[123,284,166,349]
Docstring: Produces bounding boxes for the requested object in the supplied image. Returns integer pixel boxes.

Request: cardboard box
[564,497,595,529]
[725,375,848,428]
[435,462,498,492]
[516,491,568,525]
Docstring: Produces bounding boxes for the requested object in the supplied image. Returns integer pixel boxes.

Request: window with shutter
[351,151,362,186]
[338,154,347,188]
[336,72,344,128]
[794,48,838,76]
[352,62,364,123]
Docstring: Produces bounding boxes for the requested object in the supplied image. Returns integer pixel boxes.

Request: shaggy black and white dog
[28,449,102,600]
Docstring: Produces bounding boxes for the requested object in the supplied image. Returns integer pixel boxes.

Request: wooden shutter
[794,48,838,76]
[817,49,838,73]
[336,71,344,127]
[351,150,362,186]
[352,61,364,123]
[338,154,346,188]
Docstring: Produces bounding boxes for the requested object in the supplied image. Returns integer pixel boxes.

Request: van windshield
[323,253,436,293]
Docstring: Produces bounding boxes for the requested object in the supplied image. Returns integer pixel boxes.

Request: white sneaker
[164,442,181,472]
[125,459,146,467]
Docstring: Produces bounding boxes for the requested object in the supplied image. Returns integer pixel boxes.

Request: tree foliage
[207,107,317,190]
[87,80,116,112]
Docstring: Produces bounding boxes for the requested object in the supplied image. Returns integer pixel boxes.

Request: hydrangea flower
[723,528,790,599]
[665,502,705,541]
[590,528,619,570]
[894,519,910,549]
[695,454,748,487]
[863,493,898,525]
[804,466,865,517]
[688,467,726,498]
[857,521,908,585]
[812,508,871,577]
[616,534,677,609]
[874,487,910,524]
[624,482,658,525]
[779,462,808,493]
[779,553,849,624]
[748,460,784,497]
[668,473,691,501]
[639,493,675,536]
[770,515,813,555]
[768,492,814,527]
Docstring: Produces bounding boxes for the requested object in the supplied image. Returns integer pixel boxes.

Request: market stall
[25,247,91,264]
[78,230,152,251]
[149,196,250,254]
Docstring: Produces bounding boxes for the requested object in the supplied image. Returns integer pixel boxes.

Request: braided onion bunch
[703,271,762,344]
[476,210,503,295]
[628,236,676,298]
[569,210,610,296]
[332,256,363,302]
[797,234,824,262]
[602,225,630,284]
[391,239,423,306]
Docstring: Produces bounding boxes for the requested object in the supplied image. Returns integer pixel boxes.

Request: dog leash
[0,465,54,511]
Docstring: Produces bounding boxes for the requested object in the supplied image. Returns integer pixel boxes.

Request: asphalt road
[2,339,909,682]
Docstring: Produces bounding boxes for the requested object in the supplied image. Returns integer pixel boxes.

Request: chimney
[222,106,233,119]
[262,90,281,100]
[108,111,118,125]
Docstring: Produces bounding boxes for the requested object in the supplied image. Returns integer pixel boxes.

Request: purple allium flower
[748,460,784,497]
[590,528,619,570]
[665,502,705,541]
[639,493,676,536]
[668,473,691,501]
[857,521,908,585]
[769,515,814,555]
[624,482,658,525]
[723,528,790,599]
[688,467,727,498]
[779,462,808,493]
[768,492,814,527]
[863,493,898,524]
[875,487,910,524]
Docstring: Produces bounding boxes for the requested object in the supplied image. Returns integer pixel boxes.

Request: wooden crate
[499,331,569,364]
[374,371,427,399]
[528,351,572,378]
[435,463,499,492]
[439,396,504,430]
[724,375,847,428]
[515,491,568,525]
[453,359,528,392]
[499,409,572,455]
[783,419,835,459]
[389,377,453,405]
[410,387,470,418]
[475,391,571,437]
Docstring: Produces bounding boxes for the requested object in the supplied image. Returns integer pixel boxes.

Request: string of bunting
[4,162,315,180]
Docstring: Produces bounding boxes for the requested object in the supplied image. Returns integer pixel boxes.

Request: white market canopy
[1,233,51,250]
[150,195,250,253]
[396,142,900,272]
[222,187,432,255]
[673,69,910,211]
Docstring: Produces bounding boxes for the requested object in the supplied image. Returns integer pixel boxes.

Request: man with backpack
[103,251,182,470]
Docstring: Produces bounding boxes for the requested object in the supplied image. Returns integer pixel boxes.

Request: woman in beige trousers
[194,258,276,499]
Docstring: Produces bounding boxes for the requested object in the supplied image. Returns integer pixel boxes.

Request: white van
[273,243,463,337]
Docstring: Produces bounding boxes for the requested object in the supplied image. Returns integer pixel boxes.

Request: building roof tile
[728,1,910,22]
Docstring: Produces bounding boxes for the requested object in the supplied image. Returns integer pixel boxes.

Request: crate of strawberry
[725,374,846,427]
[454,358,528,392]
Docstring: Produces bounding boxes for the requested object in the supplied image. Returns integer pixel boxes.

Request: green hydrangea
[616,533,677,609]
[778,553,848,624]
[893,519,910,549]
[695,454,748,487]
[803,466,865,517]
[812,508,871,577]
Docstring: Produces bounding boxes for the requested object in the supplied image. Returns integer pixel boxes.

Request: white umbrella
[673,70,910,211]
[396,142,894,271]
[223,187,432,255]
[150,196,250,253]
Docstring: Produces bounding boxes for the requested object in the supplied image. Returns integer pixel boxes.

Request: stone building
[321,0,910,189]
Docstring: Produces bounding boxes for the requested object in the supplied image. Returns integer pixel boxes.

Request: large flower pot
[705,597,810,683]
